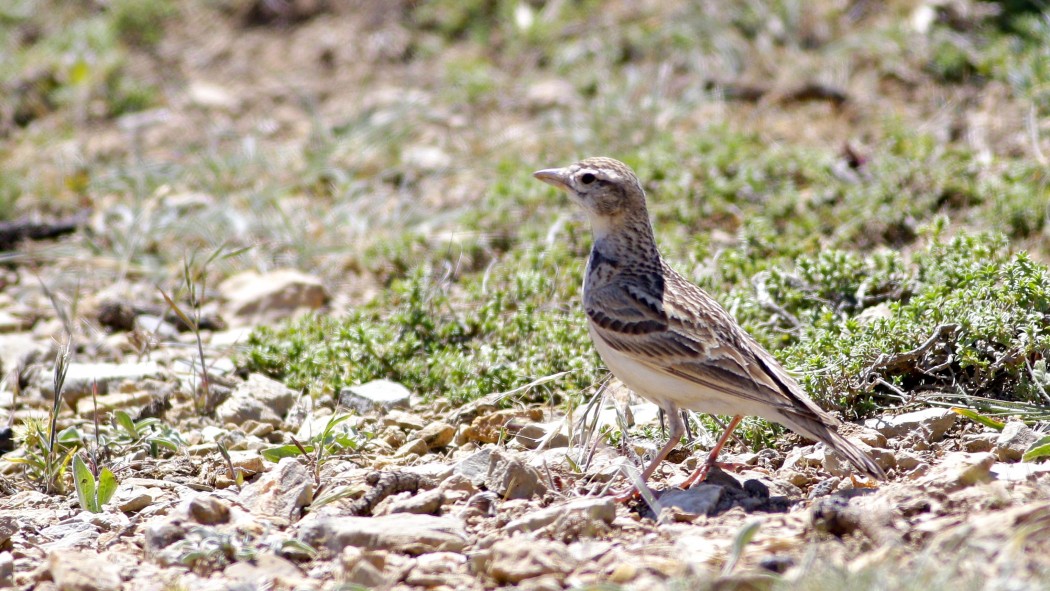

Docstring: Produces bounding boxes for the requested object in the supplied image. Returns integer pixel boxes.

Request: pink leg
[680,414,743,489]
[613,405,684,503]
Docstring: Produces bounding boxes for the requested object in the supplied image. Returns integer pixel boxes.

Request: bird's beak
[533,167,570,191]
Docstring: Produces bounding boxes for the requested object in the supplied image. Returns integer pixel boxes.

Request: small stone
[215,374,298,427]
[0,552,12,587]
[186,495,231,525]
[111,485,155,513]
[917,451,995,491]
[0,517,18,545]
[864,408,956,441]
[453,448,493,484]
[418,421,455,450]
[895,451,923,471]
[240,457,314,522]
[383,410,426,431]
[48,550,122,591]
[486,538,578,584]
[299,513,468,555]
[46,362,163,400]
[503,498,615,534]
[395,438,429,457]
[340,547,393,589]
[224,553,309,589]
[133,314,179,339]
[144,520,187,558]
[384,488,445,516]
[961,432,997,453]
[188,80,240,111]
[513,422,569,449]
[995,421,1040,462]
[39,521,99,551]
[339,380,412,414]
[990,461,1050,481]
[218,269,329,323]
[486,449,547,500]
[656,485,723,517]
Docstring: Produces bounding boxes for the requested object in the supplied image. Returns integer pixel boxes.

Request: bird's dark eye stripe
[580,173,596,184]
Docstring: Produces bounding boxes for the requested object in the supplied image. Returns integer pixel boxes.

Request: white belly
[589,323,773,419]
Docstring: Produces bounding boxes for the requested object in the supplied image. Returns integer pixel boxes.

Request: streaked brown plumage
[534,157,884,499]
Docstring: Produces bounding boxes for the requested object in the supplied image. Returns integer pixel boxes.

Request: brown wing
[585,264,815,419]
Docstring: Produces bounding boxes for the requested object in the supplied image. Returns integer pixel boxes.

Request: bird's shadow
[636,466,809,520]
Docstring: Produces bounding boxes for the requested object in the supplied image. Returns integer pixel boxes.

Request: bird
[533,157,885,500]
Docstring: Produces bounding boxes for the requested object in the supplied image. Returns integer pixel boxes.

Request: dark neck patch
[589,248,618,270]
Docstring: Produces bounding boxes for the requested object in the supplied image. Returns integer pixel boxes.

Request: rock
[111,484,156,513]
[188,80,240,111]
[224,553,307,589]
[218,269,329,323]
[394,438,429,458]
[961,432,997,452]
[340,547,395,589]
[0,332,44,375]
[240,457,314,521]
[299,513,468,555]
[990,461,1050,481]
[418,421,455,450]
[0,552,11,588]
[995,421,1040,462]
[185,495,231,525]
[864,408,956,441]
[0,516,18,545]
[39,521,99,551]
[133,314,179,339]
[484,538,578,584]
[45,361,163,400]
[917,451,995,491]
[383,410,426,431]
[144,520,187,558]
[486,449,548,500]
[48,550,122,591]
[453,448,493,483]
[895,450,923,472]
[513,422,569,449]
[215,373,298,427]
[654,485,723,517]
[503,498,615,534]
[339,380,412,414]
[383,488,445,516]
[75,389,160,419]
[402,145,451,171]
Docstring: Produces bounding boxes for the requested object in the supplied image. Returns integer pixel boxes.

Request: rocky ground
[0,279,1047,590]
[2,0,1050,590]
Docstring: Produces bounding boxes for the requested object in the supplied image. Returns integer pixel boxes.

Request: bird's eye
[580,173,596,185]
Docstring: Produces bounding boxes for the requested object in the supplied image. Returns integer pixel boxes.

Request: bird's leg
[613,405,684,503]
[680,414,743,489]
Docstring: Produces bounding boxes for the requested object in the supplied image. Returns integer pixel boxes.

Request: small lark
[534,157,885,499]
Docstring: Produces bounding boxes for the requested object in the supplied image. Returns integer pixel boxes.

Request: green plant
[72,453,117,513]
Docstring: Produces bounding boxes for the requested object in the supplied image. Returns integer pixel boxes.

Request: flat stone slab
[298,513,468,555]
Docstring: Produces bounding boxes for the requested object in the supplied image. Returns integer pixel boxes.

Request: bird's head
[533,157,648,231]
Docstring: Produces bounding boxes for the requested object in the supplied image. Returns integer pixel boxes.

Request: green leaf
[115,411,137,437]
[722,519,763,576]
[950,407,1006,431]
[261,444,312,462]
[96,467,117,506]
[1022,435,1050,462]
[72,455,99,513]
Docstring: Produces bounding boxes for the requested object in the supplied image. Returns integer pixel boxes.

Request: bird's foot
[609,482,657,503]
[680,460,747,489]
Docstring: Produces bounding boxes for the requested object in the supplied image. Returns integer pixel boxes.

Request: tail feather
[784,414,886,480]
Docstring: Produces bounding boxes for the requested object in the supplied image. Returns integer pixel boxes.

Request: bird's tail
[785,414,887,480]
